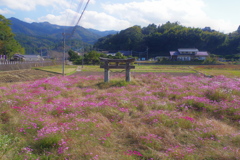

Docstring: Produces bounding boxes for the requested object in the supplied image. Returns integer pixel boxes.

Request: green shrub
[231,135,240,147]
[205,90,230,102]
[32,135,61,154]
[97,80,130,89]
[0,134,19,158]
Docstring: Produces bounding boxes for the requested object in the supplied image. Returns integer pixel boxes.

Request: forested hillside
[2,15,239,60]
[8,17,117,55]
[0,15,24,58]
[94,22,240,59]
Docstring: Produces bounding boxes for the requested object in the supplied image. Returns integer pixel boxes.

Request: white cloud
[102,0,207,26]
[24,17,35,23]
[81,11,131,31]
[6,0,236,33]
[38,13,67,25]
[0,8,14,14]
[89,0,96,5]
[37,9,131,31]
[0,0,72,11]
[38,9,83,26]
[100,0,236,33]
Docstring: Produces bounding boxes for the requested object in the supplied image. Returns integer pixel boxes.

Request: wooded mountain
[0,15,24,58]
[94,22,240,59]
[8,17,117,55]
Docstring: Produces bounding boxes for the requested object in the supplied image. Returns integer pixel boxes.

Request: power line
[70,0,85,26]
[62,0,91,76]
[70,0,91,38]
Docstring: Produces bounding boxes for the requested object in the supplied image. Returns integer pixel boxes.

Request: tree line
[94,22,240,59]
[68,50,130,65]
[1,13,240,62]
[0,15,24,59]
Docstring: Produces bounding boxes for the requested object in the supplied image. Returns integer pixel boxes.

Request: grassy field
[39,65,196,73]
[34,65,78,75]
[35,64,240,78]
[0,73,239,159]
[0,69,57,83]
[193,65,240,77]
[134,65,195,73]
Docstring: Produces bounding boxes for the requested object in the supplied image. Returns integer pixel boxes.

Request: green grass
[80,65,196,73]
[34,64,240,77]
[0,134,19,159]
[193,65,240,78]
[80,65,103,72]
[199,69,240,77]
[34,65,78,75]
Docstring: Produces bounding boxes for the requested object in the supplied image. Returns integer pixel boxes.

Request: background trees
[94,22,237,59]
[68,50,130,65]
[0,15,24,58]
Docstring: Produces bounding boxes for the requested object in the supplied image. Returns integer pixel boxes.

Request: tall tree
[0,15,24,58]
[94,21,239,58]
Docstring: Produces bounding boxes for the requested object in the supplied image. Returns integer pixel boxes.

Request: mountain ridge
[8,17,117,54]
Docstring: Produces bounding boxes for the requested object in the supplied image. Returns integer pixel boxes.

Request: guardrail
[0,60,62,71]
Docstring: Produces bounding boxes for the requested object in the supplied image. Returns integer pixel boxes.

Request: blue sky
[0,0,239,33]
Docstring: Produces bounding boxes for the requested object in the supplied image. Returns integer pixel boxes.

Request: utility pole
[62,32,66,76]
[146,47,149,60]
[82,47,84,68]
[41,47,43,67]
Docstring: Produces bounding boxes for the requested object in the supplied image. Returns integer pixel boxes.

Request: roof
[178,48,199,52]
[14,54,41,58]
[195,51,208,56]
[13,54,25,58]
[22,55,40,58]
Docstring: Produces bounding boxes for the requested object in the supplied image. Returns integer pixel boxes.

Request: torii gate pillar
[100,58,135,82]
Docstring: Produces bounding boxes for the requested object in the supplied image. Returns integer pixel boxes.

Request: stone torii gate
[100,57,135,82]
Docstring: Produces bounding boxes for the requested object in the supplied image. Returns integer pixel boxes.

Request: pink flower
[180,116,195,122]
[125,150,143,156]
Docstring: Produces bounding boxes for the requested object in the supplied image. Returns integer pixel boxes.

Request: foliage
[8,17,114,55]
[0,134,19,158]
[97,80,130,89]
[68,50,129,65]
[68,49,83,65]
[94,21,240,59]
[83,50,105,65]
[113,52,127,59]
[0,15,24,58]
[95,25,145,52]
[203,56,218,64]
[68,50,79,61]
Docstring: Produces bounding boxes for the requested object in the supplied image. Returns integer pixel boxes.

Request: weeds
[0,73,239,159]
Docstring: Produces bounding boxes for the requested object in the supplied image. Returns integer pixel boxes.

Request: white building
[170,48,209,61]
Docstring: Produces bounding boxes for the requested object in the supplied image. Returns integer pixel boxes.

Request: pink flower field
[0,73,239,159]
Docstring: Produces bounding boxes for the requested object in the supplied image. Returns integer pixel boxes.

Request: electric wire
[69,0,91,39]
[70,0,85,26]
[65,0,75,26]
